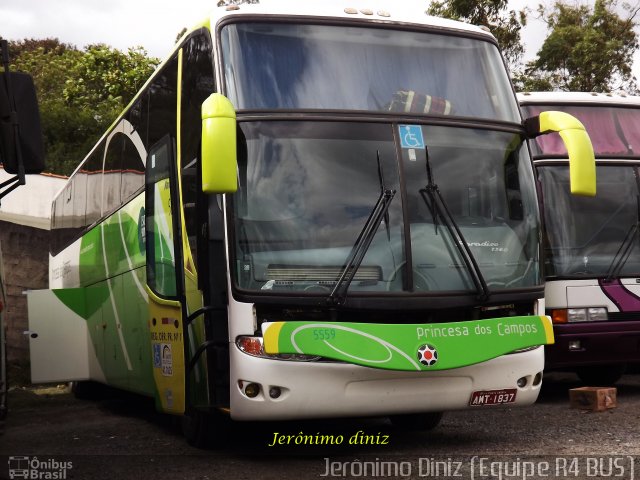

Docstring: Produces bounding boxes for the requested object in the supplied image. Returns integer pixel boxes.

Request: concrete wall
[1,168,66,362]
[0,221,50,361]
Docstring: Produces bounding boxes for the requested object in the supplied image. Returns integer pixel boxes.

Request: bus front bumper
[228,345,544,421]
[546,321,640,369]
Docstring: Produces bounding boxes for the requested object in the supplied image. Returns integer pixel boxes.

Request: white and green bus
[27,1,595,445]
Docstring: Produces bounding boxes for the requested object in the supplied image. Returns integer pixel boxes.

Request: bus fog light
[568,340,581,351]
[517,376,527,388]
[269,387,282,399]
[245,382,261,398]
[533,372,543,386]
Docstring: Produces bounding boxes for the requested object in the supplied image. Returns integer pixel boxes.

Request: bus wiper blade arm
[327,187,395,306]
[606,196,640,281]
[328,153,395,306]
[419,148,490,302]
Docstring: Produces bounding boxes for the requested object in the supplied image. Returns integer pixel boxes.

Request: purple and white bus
[519,92,640,385]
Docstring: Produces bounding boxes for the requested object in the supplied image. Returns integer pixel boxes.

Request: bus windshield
[221,22,520,122]
[539,164,640,278]
[230,121,540,296]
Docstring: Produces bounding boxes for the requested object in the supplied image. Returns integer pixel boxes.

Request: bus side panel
[83,198,156,397]
[123,267,155,396]
[28,289,105,384]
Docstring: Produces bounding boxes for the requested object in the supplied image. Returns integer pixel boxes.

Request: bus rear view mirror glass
[0,72,45,174]
[201,93,238,194]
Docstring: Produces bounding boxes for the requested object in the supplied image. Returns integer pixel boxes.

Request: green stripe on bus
[262,316,553,371]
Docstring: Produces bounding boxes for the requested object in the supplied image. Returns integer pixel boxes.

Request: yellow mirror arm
[524,111,596,197]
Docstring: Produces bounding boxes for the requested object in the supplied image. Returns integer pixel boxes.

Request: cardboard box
[569,387,617,412]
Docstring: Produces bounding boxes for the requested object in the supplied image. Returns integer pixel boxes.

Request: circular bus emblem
[417,344,438,367]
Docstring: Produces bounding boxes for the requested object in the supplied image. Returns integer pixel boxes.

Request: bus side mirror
[201,93,238,194]
[524,111,595,197]
[0,71,45,174]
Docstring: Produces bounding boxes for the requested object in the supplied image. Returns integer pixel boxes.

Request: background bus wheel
[388,412,443,431]
[576,365,625,386]
[70,380,102,400]
[181,408,213,448]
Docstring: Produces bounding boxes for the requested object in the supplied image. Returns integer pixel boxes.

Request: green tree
[63,44,158,116]
[6,39,159,175]
[427,0,527,69]
[521,0,639,92]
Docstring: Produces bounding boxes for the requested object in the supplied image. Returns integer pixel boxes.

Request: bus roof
[518,91,640,107]
[204,0,494,39]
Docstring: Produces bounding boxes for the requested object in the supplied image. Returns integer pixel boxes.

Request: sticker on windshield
[399,125,425,149]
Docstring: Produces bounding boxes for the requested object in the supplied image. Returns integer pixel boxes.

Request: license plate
[469,388,517,406]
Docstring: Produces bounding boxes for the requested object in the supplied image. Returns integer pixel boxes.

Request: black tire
[389,412,443,431]
[181,407,214,448]
[576,365,625,386]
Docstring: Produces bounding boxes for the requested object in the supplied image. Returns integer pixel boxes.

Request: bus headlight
[561,307,608,323]
[587,307,608,322]
[567,308,588,323]
[236,336,321,361]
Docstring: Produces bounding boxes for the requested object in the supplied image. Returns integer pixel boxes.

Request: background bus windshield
[522,105,640,157]
[525,104,640,277]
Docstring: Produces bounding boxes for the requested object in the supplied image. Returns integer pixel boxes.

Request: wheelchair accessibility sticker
[399,125,425,149]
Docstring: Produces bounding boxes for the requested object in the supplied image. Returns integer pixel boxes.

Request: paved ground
[1,369,639,479]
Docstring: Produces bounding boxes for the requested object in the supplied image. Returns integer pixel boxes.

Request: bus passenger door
[144,134,186,415]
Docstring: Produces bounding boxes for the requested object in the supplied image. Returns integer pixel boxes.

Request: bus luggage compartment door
[27,289,97,383]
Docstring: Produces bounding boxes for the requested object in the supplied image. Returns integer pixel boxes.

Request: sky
[0,0,636,80]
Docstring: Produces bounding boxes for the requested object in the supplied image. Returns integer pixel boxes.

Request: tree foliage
[5,38,159,175]
[427,0,527,69]
[521,0,639,92]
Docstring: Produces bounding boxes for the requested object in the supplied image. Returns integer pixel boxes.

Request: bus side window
[145,135,177,297]
[84,147,104,226]
[103,132,124,215]
[180,30,216,273]
[121,130,145,203]
[144,55,179,298]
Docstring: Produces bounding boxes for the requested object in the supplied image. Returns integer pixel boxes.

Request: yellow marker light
[551,309,568,324]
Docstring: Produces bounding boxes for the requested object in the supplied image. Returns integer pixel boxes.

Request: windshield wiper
[327,152,396,306]
[419,146,491,301]
[606,196,640,282]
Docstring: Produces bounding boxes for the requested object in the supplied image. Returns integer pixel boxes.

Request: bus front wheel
[576,365,625,386]
[181,407,213,448]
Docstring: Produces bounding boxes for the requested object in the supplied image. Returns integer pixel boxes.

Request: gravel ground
[0,370,639,479]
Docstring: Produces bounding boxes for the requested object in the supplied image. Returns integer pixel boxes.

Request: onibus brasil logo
[8,456,73,479]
